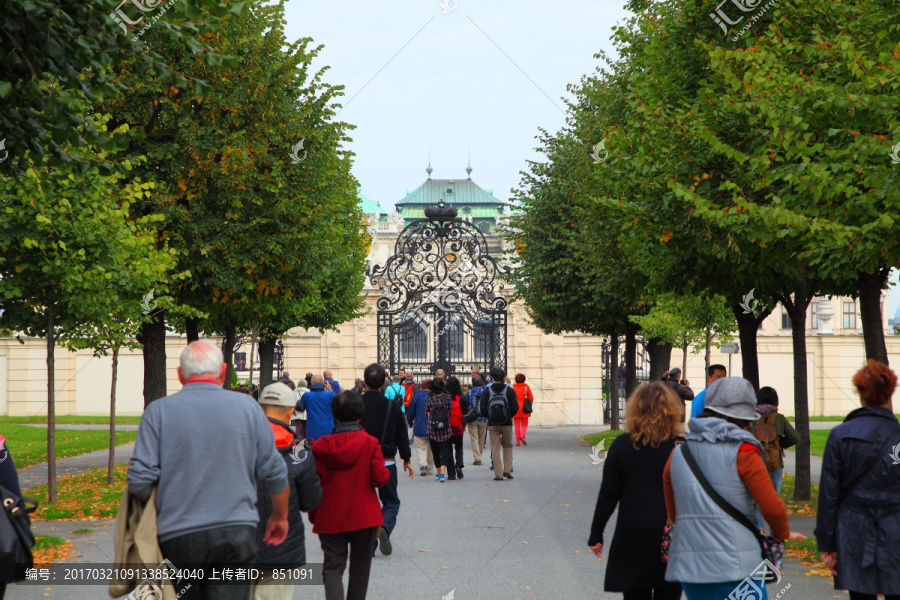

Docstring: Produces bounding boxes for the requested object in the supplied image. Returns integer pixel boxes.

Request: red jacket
[309,428,390,535]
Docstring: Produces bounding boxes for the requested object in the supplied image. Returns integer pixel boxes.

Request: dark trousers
[320,526,379,600]
[849,594,900,600]
[159,525,258,600]
[450,433,464,469]
[429,438,453,470]
[623,581,683,600]
[377,463,400,536]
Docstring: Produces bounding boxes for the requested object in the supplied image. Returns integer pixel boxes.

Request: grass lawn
[2,424,137,468]
[808,429,829,457]
[0,415,142,425]
[33,534,76,564]
[780,473,819,516]
[31,464,127,521]
[581,430,622,450]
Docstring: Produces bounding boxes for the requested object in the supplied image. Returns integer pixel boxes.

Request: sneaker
[435,474,441,481]
[473,460,482,466]
[493,476,504,481]
[438,474,446,483]
[378,527,392,556]
[420,466,427,477]
[456,467,464,479]
[503,472,514,479]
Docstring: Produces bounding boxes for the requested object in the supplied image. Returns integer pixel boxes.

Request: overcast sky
[283,0,629,210]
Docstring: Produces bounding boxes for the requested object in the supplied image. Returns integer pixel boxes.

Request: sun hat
[703,377,760,421]
[258,382,296,408]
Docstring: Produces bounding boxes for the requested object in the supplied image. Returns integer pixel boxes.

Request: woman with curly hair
[817,359,900,600]
[588,382,684,600]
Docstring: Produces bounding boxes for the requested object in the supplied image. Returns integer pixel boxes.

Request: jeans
[159,524,258,600]
[413,435,435,474]
[468,421,488,461]
[450,433,465,469]
[377,464,400,537]
[756,467,784,531]
[320,526,378,600]
[514,417,529,444]
[429,438,453,471]
[489,426,513,474]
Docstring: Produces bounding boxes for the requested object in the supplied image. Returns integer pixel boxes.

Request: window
[781,309,792,330]
[810,303,819,330]
[843,301,857,330]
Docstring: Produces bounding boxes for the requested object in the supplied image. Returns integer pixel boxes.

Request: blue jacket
[816,406,900,594]
[406,390,430,438]
[465,385,487,423]
[689,388,707,418]
[298,385,336,441]
[325,378,341,396]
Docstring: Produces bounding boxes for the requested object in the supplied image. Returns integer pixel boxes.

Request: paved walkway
[17,443,135,490]
[7,426,844,600]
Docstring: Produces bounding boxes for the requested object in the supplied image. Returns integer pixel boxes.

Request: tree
[0,130,174,500]
[100,0,366,402]
[0,0,245,170]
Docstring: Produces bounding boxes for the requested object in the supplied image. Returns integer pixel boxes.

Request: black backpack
[487,384,511,426]
[429,393,450,430]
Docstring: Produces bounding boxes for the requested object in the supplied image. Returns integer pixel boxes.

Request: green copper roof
[358,188,384,216]
[397,178,503,208]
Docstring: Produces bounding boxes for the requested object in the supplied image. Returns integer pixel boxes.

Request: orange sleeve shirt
[663,442,790,540]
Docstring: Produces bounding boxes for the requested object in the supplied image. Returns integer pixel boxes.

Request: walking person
[359,363,414,556]
[465,375,488,465]
[292,377,311,441]
[512,373,535,446]
[751,386,799,531]
[252,383,322,600]
[480,367,518,481]
[816,359,900,600]
[425,377,454,482]
[310,390,390,600]
[299,374,336,441]
[446,376,467,480]
[127,341,290,600]
[663,377,805,600]
[588,382,684,600]
[406,379,436,476]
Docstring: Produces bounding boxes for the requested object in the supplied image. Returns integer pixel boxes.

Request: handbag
[522,399,533,414]
[681,442,782,582]
[0,483,38,584]
[660,523,674,563]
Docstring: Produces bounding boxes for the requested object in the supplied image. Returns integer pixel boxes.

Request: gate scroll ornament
[367,201,508,377]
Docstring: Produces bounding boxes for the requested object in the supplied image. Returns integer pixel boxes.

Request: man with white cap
[251,383,322,600]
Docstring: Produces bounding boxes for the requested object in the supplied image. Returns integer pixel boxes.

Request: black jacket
[480,382,519,426]
[255,419,322,569]
[815,406,900,594]
[360,391,412,462]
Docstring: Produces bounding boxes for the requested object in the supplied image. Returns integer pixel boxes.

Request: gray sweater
[127,382,288,542]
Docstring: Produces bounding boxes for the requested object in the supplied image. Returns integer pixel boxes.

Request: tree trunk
[108,347,119,486]
[681,339,688,381]
[185,317,200,343]
[258,332,277,390]
[610,333,620,431]
[46,308,57,504]
[624,321,638,397]
[781,278,812,501]
[137,311,168,406]
[857,269,889,365]
[220,320,237,389]
[248,328,258,387]
[647,337,672,381]
[704,327,712,379]
[733,303,772,390]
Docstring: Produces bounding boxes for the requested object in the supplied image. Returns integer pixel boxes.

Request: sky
[280,1,900,319]
[282,0,630,210]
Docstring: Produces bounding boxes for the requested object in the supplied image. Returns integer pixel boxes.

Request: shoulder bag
[0,484,38,583]
[681,442,783,583]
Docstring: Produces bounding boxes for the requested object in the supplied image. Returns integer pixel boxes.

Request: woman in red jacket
[512,373,534,446]
[311,390,390,600]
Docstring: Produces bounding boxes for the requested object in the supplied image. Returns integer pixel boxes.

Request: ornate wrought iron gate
[600,337,651,424]
[368,202,508,378]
